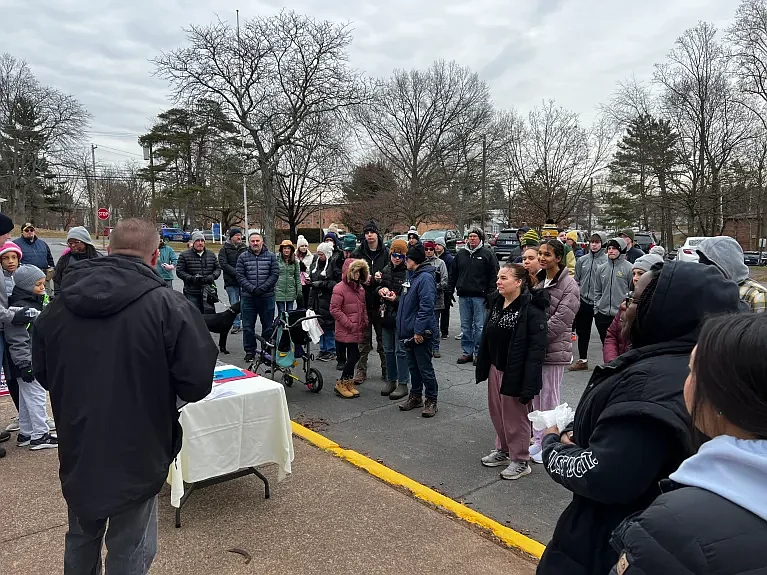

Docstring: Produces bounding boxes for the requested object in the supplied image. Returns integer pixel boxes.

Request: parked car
[676,236,709,263]
[743,251,767,266]
[566,230,589,252]
[634,231,659,253]
[159,227,190,243]
[421,229,461,254]
[491,228,521,261]
[384,234,409,250]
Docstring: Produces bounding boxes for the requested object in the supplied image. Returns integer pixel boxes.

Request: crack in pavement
[0,521,68,545]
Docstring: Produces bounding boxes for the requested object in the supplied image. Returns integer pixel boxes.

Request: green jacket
[156,244,178,281]
[275,258,301,302]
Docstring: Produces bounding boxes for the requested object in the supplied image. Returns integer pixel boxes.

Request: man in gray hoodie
[593,237,633,343]
[696,235,767,313]
[570,232,608,371]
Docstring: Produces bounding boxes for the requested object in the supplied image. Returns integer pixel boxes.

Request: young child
[1,240,23,432]
[5,265,56,450]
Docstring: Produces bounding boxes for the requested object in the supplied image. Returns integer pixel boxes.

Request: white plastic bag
[527,403,575,431]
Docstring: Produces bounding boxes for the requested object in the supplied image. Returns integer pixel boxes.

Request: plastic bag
[527,403,575,431]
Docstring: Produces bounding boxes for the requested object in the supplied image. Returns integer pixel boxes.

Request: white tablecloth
[167,370,294,507]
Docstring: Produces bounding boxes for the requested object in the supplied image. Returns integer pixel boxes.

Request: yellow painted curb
[291,420,545,559]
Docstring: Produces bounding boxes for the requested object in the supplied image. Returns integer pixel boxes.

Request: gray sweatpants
[18,377,48,439]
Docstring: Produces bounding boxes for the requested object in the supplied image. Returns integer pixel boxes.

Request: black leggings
[336,341,360,379]
[594,312,614,344]
[574,301,594,359]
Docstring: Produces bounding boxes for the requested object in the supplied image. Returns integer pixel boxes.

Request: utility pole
[91,144,98,237]
[149,142,156,223]
[481,134,487,233]
[587,177,594,237]
[237,9,249,235]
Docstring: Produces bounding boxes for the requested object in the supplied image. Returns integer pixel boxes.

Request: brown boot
[353,370,367,385]
[456,355,473,365]
[568,360,588,372]
[398,393,424,411]
[334,379,355,399]
[422,398,438,418]
[346,379,360,398]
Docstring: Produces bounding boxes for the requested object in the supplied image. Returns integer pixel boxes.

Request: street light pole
[91,144,98,238]
[481,134,487,233]
[237,9,249,234]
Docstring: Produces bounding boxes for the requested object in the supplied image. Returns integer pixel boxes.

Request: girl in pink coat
[330,258,369,398]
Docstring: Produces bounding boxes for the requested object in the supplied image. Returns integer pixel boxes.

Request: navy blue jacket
[236,247,279,298]
[14,236,54,271]
[397,263,436,340]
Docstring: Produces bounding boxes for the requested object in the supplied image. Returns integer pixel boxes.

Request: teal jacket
[156,244,178,281]
[275,258,301,302]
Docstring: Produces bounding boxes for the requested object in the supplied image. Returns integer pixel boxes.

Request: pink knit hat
[0,241,22,260]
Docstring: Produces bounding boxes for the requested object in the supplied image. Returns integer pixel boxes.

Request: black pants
[574,301,595,360]
[336,341,360,379]
[440,307,450,337]
[594,312,614,344]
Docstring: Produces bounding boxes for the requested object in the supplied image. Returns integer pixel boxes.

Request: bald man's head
[109,219,160,266]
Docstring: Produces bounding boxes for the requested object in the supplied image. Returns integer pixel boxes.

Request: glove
[311,281,321,288]
[204,275,215,285]
[11,308,31,325]
[192,274,204,285]
[20,365,34,383]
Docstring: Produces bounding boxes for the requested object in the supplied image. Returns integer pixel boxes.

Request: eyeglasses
[67,239,84,247]
[425,247,435,252]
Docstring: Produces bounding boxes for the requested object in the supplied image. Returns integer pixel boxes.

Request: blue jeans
[225,286,241,328]
[241,294,275,353]
[276,301,294,316]
[319,329,336,354]
[459,296,486,357]
[64,496,158,575]
[406,342,438,400]
[382,326,410,385]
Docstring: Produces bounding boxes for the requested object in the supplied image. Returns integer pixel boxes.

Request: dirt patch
[292,414,330,432]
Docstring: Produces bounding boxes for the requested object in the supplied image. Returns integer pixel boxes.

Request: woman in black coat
[377,241,410,400]
[608,313,767,575]
[537,261,742,575]
[475,262,548,480]
[308,242,340,362]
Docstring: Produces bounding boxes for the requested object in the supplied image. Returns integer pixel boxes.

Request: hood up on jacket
[590,231,608,254]
[606,236,628,255]
[696,236,749,284]
[342,257,369,286]
[670,435,767,521]
[59,255,166,319]
[633,260,741,348]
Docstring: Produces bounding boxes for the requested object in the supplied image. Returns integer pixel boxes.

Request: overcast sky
[1,0,737,164]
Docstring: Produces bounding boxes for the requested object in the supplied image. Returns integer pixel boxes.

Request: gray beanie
[67,226,93,246]
[13,264,45,293]
[632,253,664,273]
[190,230,205,242]
[434,236,446,248]
[696,236,749,284]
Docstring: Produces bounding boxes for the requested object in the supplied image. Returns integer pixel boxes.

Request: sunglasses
[391,253,406,260]
[425,247,435,252]
[23,227,34,232]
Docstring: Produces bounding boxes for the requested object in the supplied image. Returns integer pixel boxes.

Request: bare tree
[154,10,363,247]
[601,75,658,129]
[729,0,767,127]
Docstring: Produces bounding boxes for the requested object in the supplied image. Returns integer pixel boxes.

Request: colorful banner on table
[213,364,259,385]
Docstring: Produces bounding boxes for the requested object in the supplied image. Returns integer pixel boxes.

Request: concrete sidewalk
[0,398,536,574]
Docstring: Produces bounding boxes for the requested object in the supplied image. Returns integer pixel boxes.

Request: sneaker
[0,430,9,443]
[454,332,463,340]
[46,418,56,432]
[481,449,510,467]
[441,334,448,340]
[531,450,543,465]
[568,360,589,372]
[529,444,542,457]
[17,433,31,447]
[244,352,255,363]
[5,416,19,433]
[317,351,330,362]
[29,433,58,451]
[500,461,532,480]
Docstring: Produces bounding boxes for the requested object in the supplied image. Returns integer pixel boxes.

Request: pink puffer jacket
[536,267,581,365]
[330,258,369,343]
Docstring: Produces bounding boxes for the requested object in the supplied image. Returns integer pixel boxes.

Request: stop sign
[97,207,110,220]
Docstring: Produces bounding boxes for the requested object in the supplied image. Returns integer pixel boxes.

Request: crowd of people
[2,215,766,575]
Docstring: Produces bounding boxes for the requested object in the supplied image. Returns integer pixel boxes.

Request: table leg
[252,468,270,499]
[175,482,198,528]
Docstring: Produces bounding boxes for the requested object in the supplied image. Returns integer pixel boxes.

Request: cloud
[0,0,738,163]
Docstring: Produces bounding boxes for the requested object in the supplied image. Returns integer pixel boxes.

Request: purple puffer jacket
[535,267,580,365]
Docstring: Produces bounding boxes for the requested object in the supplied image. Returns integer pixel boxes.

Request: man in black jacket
[619,229,644,264]
[32,218,217,575]
[218,227,246,333]
[447,228,499,364]
[176,230,222,314]
[351,220,389,382]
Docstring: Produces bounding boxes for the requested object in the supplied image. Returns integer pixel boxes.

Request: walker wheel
[306,368,323,393]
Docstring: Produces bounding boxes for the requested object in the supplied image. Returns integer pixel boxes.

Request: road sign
[97,207,110,220]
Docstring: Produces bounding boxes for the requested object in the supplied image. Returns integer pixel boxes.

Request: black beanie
[407,242,426,264]
[229,227,243,239]
[362,220,378,234]
[469,228,485,242]
[0,213,13,235]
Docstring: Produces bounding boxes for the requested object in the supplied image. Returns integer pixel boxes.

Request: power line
[95,144,144,158]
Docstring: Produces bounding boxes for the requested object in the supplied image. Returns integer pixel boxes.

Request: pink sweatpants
[531,364,564,447]
[487,365,531,462]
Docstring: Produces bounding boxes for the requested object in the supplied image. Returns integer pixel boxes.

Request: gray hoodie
[574,232,608,306]
[426,254,448,310]
[695,236,749,284]
[594,237,633,317]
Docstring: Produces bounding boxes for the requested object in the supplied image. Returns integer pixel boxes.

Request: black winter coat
[609,481,767,575]
[176,248,221,295]
[2,286,46,381]
[308,256,340,330]
[474,290,548,399]
[378,261,407,330]
[32,255,217,521]
[218,241,246,287]
[351,234,389,311]
[447,245,499,299]
[538,261,742,575]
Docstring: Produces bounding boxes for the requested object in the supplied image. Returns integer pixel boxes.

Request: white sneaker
[481,449,510,467]
[500,461,532,480]
[529,443,542,457]
[5,416,19,432]
[531,450,543,465]
[454,332,463,340]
